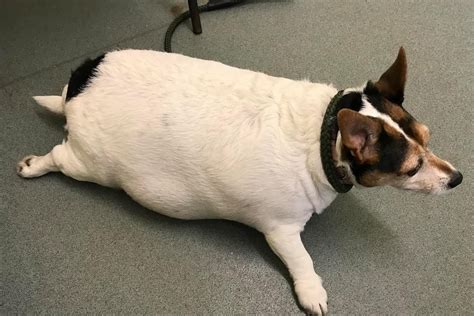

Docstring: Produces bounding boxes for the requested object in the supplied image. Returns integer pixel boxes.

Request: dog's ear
[375,47,407,104]
[337,109,382,164]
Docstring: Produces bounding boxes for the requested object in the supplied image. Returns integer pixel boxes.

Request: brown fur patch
[359,170,392,187]
[338,109,381,164]
[382,121,404,141]
[411,123,430,147]
[382,99,430,147]
[399,142,423,174]
[385,102,407,121]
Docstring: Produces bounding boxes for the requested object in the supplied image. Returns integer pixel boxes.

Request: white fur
[342,85,364,95]
[20,50,342,314]
[33,96,63,114]
[33,85,68,114]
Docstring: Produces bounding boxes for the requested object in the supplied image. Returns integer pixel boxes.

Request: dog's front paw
[17,155,40,178]
[295,279,328,315]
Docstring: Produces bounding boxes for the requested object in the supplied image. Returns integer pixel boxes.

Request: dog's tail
[33,84,68,115]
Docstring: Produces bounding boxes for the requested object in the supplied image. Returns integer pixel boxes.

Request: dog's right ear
[337,109,382,164]
[374,47,407,104]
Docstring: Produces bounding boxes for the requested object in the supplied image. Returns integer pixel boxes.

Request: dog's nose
[448,171,463,189]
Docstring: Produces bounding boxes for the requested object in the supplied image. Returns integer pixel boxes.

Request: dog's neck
[275,82,354,197]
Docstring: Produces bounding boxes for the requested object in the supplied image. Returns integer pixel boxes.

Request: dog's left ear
[375,47,407,104]
[337,109,382,164]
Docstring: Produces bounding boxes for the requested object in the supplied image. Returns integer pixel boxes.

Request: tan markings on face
[382,99,431,147]
[382,120,399,137]
[399,141,424,174]
[359,170,393,187]
[426,152,454,174]
[385,102,406,121]
[412,123,430,147]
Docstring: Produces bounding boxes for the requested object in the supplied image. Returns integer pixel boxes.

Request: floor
[1,1,473,314]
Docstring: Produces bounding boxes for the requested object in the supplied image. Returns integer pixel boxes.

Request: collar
[320,90,353,193]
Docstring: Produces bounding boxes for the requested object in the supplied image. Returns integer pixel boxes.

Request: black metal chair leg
[188,0,202,34]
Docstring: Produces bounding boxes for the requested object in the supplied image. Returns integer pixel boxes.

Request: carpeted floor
[1,1,473,314]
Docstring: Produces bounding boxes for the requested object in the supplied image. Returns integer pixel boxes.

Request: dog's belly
[119,172,318,230]
[122,179,223,220]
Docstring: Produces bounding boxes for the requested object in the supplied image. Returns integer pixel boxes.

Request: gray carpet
[1,1,473,314]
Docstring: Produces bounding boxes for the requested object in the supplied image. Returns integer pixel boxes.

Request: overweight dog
[18,47,462,315]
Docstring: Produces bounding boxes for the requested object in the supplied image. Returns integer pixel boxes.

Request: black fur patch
[375,129,409,173]
[66,54,105,101]
[395,115,417,139]
[363,81,389,112]
[339,92,363,112]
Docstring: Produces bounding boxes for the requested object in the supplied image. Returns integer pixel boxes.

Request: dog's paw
[295,279,328,316]
[17,155,40,178]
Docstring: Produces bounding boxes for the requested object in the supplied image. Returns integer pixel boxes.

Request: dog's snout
[448,171,463,189]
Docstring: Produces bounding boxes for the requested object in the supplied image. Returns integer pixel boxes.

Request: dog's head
[337,47,462,194]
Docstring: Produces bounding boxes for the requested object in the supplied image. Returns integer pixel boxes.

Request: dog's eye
[407,159,423,177]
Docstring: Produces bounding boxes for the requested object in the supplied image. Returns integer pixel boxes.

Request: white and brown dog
[18,47,462,315]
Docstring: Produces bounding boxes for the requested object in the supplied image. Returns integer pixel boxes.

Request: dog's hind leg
[17,143,88,181]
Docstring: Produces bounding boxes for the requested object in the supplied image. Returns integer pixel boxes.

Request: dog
[18,47,462,315]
